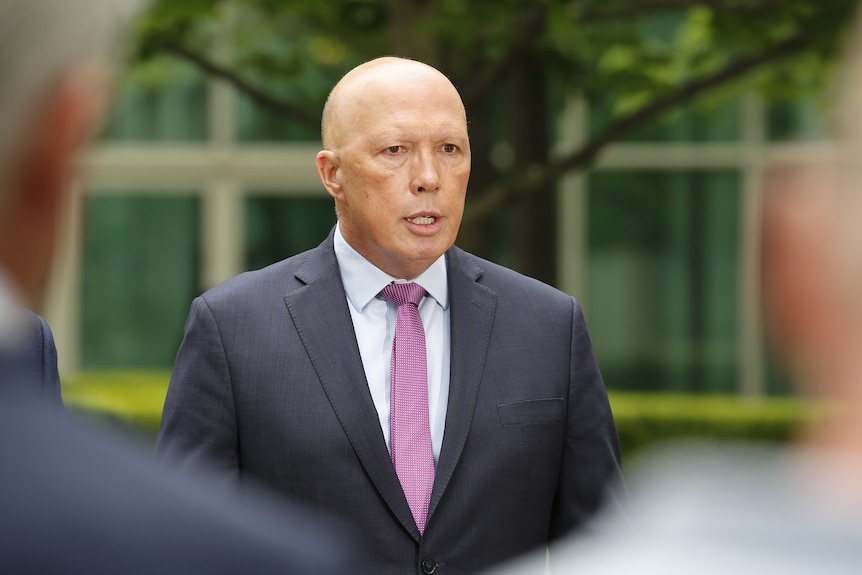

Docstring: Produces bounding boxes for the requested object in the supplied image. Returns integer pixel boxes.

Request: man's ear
[316,150,343,201]
[0,70,108,307]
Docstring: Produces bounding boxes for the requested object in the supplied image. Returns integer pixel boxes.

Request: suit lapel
[283,235,420,539]
[428,247,497,523]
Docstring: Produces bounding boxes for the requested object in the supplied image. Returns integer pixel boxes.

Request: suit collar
[427,247,497,525]
[286,233,421,539]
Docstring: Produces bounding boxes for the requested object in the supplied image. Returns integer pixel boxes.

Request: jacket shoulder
[448,246,575,305]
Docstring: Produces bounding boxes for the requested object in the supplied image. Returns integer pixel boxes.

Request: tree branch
[463,28,818,226]
[152,36,320,129]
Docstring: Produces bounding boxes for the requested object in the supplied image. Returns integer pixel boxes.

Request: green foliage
[118,55,203,90]
[584,1,856,128]
[610,392,813,459]
[131,0,860,153]
[135,0,222,58]
[61,372,814,460]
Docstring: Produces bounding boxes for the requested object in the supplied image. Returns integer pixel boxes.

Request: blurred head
[316,57,471,280]
[0,0,141,308]
[762,10,862,404]
[762,166,862,395]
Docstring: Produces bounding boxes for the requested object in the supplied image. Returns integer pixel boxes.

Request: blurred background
[48,0,859,451]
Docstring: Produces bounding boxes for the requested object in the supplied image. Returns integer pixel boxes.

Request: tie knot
[380,282,426,308]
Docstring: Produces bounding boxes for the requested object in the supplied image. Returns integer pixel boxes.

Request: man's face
[322,64,471,279]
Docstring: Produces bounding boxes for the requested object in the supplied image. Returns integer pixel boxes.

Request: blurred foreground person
[24,312,62,402]
[492,12,862,575]
[0,0,355,573]
[0,310,62,404]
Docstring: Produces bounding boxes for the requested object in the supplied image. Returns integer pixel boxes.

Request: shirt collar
[333,225,449,312]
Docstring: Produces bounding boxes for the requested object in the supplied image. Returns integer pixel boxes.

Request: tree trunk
[387,0,441,65]
[510,51,556,284]
[455,98,497,258]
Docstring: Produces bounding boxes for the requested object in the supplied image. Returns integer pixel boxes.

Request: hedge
[610,392,813,458]
[61,371,816,457]
[62,371,169,437]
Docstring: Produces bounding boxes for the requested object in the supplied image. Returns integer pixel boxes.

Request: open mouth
[407,216,437,224]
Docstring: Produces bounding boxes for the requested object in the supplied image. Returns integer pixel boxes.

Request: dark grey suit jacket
[157,232,625,575]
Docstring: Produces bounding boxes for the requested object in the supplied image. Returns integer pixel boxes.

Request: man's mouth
[407,216,437,224]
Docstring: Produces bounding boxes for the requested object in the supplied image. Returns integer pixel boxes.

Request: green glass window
[236,65,332,142]
[767,98,829,142]
[245,195,336,271]
[236,93,321,142]
[82,194,200,368]
[586,171,740,393]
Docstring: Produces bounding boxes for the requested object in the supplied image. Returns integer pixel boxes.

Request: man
[493,10,862,575]
[0,0,355,572]
[158,57,626,574]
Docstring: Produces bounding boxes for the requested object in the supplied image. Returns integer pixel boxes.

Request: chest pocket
[497,398,564,426]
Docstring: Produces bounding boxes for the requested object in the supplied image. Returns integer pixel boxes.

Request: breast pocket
[497,398,564,426]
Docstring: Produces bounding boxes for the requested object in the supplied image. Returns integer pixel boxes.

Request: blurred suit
[0,311,61,405]
[23,311,62,402]
[0,273,359,574]
[0,382,357,575]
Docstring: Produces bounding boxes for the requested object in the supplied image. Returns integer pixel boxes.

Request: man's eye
[387,146,401,154]
[442,144,457,153]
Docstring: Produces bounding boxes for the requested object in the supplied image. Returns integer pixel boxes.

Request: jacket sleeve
[156,296,241,481]
[549,297,628,539]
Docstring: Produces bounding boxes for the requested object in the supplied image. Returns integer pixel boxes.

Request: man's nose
[411,150,441,193]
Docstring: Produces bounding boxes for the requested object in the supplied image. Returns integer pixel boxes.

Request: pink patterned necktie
[380,282,435,534]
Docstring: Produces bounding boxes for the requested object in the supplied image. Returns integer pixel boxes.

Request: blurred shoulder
[25,311,54,343]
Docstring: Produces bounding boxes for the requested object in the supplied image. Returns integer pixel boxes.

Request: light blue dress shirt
[333,225,450,465]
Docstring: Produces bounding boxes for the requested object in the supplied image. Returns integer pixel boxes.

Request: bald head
[321,57,466,150]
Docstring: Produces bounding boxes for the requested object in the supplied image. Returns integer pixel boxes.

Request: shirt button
[421,558,437,574]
